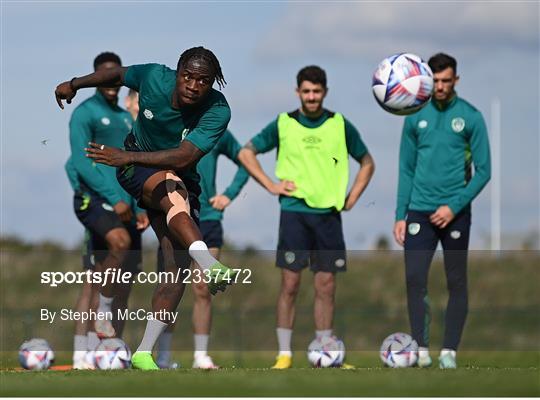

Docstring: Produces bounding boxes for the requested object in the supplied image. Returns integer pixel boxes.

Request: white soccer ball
[18,338,55,370]
[372,53,433,115]
[307,336,345,368]
[94,338,131,370]
[379,332,418,368]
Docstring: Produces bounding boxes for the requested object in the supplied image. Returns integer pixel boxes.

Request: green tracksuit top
[396,95,491,220]
[197,130,249,221]
[123,63,231,185]
[65,91,140,211]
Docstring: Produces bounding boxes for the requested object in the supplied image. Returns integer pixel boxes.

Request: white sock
[74,334,87,351]
[87,331,100,350]
[276,327,292,356]
[440,348,456,358]
[136,320,168,352]
[98,293,114,314]
[194,334,209,358]
[315,329,333,339]
[156,332,173,366]
[73,335,88,361]
[418,346,430,358]
[188,241,218,272]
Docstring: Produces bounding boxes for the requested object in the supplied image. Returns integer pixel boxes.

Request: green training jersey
[65,91,140,212]
[396,95,491,220]
[123,63,231,184]
[250,109,369,214]
[197,130,249,221]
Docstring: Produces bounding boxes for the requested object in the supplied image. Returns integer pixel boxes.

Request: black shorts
[117,133,201,212]
[74,190,124,239]
[200,220,224,248]
[82,225,142,274]
[276,210,346,273]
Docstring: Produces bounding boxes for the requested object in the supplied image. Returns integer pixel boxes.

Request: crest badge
[451,117,465,133]
[408,223,421,236]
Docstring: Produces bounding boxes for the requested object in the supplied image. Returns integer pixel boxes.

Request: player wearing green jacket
[393,53,491,369]
[239,66,375,369]
[55,47,238,370]
[156,130,249,369]
[65,52,149,369]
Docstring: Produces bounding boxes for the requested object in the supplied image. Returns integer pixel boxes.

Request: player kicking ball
[55,47,238,370]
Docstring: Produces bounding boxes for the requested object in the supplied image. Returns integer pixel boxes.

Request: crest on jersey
[143,109,154,120]
[451,117,465,133]
[181,129,190,141]
[101,203,114,212]
[450,230,461,239]
[408,223,421,236]
[285,251,296,264]
[101,117,110,126]
[418,120,428,129]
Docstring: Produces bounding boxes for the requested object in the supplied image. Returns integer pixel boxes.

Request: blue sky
[1,1,538,250]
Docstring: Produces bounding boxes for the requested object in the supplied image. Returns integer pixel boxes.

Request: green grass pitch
[1,351,538,397]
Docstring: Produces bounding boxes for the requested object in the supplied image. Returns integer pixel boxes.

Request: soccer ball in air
[372,53,433,115]
[307,336,345,367]
[379,332,418,368]
[18,338,55,370]
[94,338,131,369]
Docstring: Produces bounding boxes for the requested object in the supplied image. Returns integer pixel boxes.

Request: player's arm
[448,112,492,214]
[342,120,375,211]
[221,132,250,199]
[87,104,229,171]
[69,110,132,221]
[55,67,128,109]
[394,118,418,245]
[344,153,375,210]
[237,121,295,196]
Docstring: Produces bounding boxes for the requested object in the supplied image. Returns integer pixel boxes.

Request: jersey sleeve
[184,104,231,154]
[123,64,160,91]
[447,112,491,214]
[249,119,279,153]
[219,131,250,200]
[395,117,418,221]
[69,108,122,206]
[344,117,368,161]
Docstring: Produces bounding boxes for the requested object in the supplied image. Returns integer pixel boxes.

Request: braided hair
[177,47,226,89]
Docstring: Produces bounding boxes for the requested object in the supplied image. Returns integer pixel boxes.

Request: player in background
[393,53,491,369]
[55,47,237,370]
[156,129,249,369]
[238,66,375,369]
[65,52,149,369]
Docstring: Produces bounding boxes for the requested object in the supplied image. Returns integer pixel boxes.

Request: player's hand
[54,81,77,109]
[430,205,454,228]
[343,193,357,211]
[136,212,150,231]
[113,201,133,223]
[270,180,296,196]
[393,220,406,247]
[209,194,231,211]
[85,142,132,167]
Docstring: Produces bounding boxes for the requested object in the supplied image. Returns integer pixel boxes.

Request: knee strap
[165,172,191,225]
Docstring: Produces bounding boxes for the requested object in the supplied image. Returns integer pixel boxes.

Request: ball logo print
[18,338,55,370]
[418,120,428,129]
[101,117,110,126]
[379,333,418,368]
[307,336,345,368]
[372,53,433,116]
